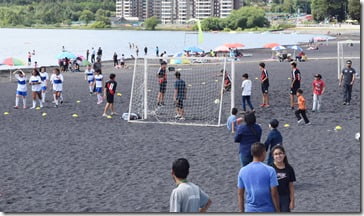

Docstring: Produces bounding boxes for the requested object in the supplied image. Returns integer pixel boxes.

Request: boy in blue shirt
[264,119,283,165]
[227,107,243,133]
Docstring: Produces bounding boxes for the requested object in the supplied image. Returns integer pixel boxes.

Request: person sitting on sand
[170,158,212,212]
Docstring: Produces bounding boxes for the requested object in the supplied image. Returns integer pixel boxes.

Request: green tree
[144,16,160,30]
[311,0,329,21]
[201,17,223,31]
[348,0,360,22]
[79,9,94,26]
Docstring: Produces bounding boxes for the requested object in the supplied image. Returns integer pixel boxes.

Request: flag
[197,20,204,44]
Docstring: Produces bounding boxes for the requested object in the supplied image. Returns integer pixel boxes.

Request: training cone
[107,115,112,119]
[214,99,220,104]
[42,112,47,117]
[188,84,192,87]
[117,93,122,96]
[72,114,79,118]
[3,112,9,115]
[76,100,81,103]
[284,124,290,128]
[35,107,41,110]
[255,77,258,80]
[288,77,291,80]
[335,125,342,131]
[201,82,206,85]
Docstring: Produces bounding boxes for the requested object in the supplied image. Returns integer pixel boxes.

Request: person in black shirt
[102,73,117,117]
[271,145,296,212]
[157,61,167,106]
[113,52,118,67]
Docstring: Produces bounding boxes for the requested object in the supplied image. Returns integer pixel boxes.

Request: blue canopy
[288,45,303,51]
[56,51,77,59]
[271,45,286,51]
[184,46,204,53]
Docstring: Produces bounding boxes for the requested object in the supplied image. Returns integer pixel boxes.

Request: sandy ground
[0,37,360,212]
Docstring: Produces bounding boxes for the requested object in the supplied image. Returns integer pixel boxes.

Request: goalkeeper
[157,61,168,106]
[174,71,187,120]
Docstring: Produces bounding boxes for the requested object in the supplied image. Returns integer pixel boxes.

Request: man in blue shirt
[237,142,280,212]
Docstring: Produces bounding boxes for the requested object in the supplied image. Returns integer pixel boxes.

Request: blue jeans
[242,96,254,111]
[280,195,291,212]
[239,153,253,167]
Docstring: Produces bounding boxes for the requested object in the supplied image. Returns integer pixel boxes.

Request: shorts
[106,94,114,103]
[290,82,300,95]
[261,81,269,94]
[41,86,47,91]
[95,87,103,93]
[159,82,167,93]
[175,99,184,109]
[16,91,27,97]
[88,79,95,84]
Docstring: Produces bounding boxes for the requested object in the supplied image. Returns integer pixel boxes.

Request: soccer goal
[337,40,360,79]
[128,56,235,127]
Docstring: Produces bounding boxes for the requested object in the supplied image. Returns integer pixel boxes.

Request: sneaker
[157,102,161,106]
[60,100,63,104]
[240,111,246,114]
[265,104,270,108]
[102,113,108,117]
[89,92,93,96]
[23,106,27,109]
[175,114,181,119]
[260,104,266,107]
[97,100,103,105]
[305,122,311,125]
[13,106,19,109]
[312,110,315,112]
[40,104,43,108]
[347,102,350,105]
[291,106,294,110]
[179,117,185,120]
[161,102,165,106]
[297,119,304,124]
[111,112,119,116]
[30,106,35,109]
[54,104,58,108]
[343,102,346,105]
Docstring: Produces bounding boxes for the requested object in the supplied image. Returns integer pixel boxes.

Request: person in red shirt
[259,62,270,107]
[312,74,325,112]
[295,89,310,125]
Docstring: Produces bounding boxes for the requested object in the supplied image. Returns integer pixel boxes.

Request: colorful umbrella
[56,51,77,59]
[313,36,326,42]
[81,60,90,66]
[2,57,25,66]
[263,43,280,49]
[288,45,303,51]
[271,46,286,51]
[214,45,230,52]
[223,43,245,48]
[184,46,204,53]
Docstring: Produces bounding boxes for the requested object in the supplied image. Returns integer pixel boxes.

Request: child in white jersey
[28,69,43,109]
[94,69,104,104]
[50,68,64,108]
[84,64,95,95]
[13,70,27,109]
[39,66,49,103]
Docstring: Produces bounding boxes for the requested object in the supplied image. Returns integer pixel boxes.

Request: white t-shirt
[95,74,103,88]
[15,74,27,92]
[29,75,42,92]
[39,72,49,87]
[241,79,252,96]
[50,73,64,91]
[169,182,209,212]
[84,68,95,81]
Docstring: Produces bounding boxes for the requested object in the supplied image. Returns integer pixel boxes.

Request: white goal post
[128,56,235,127]
[337,40,360,79]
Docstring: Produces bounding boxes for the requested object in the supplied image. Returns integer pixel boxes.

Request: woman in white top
[28,69,43,109]
[13,70,27,109]
[50,68,64,108]
[84,64,95,95]
[94,69,104,104]
[39,67,49,103]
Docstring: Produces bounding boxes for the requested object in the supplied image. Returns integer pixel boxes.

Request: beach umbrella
[288,45,303,51]
[223,43,245,48]
[214,45,230,52]
[81,59,90,66]
[56,51,77,59]
[313,36,326,42]
[271,45,286,51]
[1,57,25,66]
[184,46,204,53]
[263,43,280,49]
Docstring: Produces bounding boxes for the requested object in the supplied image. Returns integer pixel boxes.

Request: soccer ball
[214,99,220,104]
[355,132,360,141]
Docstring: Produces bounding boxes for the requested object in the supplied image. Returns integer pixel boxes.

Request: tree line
[0,0,115,28]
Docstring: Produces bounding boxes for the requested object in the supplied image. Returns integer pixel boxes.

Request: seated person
[296,51,306,62]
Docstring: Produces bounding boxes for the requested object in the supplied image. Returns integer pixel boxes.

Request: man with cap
[339,60,356,105]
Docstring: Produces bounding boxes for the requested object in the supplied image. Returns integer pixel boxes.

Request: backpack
[122,112,141,120]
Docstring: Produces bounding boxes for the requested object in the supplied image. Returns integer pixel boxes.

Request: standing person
[86,49,90,61]
[13,70,27,109]
[156,46,159,57]
[136,46,139,57]
[113,52,118,67]
[144,46,148,55]
[241,73,254,113]
[234,112,262,167]
[28,69,43,109]
[264,119,283,165]
[227,108,244,133]
[312,73,326,112]
[237,142,280,212]
[50,68,63,108]
[259,62,270,107]
[271,145,296,212]
[174,71,187,120]
[170,158,212,212]
[91,47,95,63]
[39,66,49,104]
[290,62,301,109]
[84,64,95,95]
[102,73,117,117]
[339,59,356,105]
[295,89,310,125]
[27,51,32,66]
[93,57,102,72]
[97,47,102,60]
[120,54,125,68]
[94,69,104,104]
[156,61,167,106]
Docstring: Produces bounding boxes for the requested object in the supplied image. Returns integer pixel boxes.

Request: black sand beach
[0,38,360,212]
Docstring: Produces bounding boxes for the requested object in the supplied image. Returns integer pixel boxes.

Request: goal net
[337,40,360,79]
[128,56,234,126]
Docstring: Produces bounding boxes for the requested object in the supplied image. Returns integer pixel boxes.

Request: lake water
[0,28,334,68]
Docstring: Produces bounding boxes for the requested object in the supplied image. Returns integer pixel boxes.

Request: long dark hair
[32,68,40,77]
[271,145,290,166]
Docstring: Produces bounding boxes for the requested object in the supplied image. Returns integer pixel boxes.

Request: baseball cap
[346,60,352,64]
